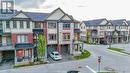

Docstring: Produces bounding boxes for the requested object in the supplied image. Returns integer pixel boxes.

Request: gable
[46,8,65,20]
[13,12,29,18]
[100,19,108,25]
[123,21,128,25]
[61,15,72,20]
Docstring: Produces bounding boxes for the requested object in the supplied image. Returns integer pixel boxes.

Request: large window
[26,21,30,28]
[20,21,24,29]
[48,34,56,40]
[48,22,56,29]
[63,33,70,40]
[6,21,10,28]
[63,23,70,29]
[17,35,28,43]
[13,21,17,28]
[16,49,32,62]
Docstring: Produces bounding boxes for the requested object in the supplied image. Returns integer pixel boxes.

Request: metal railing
[0,43,12,47]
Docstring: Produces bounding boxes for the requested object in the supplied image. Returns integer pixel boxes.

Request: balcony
[0,43,14,51]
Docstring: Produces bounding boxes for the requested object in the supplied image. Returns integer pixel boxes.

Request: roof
[0,9,50,21]
[0,10,19,20]
[0,8,76,22]
[126,21,130,25]
[24,12,49,21]
[83,18,106,26]
[109,19,126,26]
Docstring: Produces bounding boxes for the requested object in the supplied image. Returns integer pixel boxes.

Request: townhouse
[0,8,82,65]
[81,18,130,44]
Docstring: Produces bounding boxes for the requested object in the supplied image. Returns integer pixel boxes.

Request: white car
[49,51,62,60]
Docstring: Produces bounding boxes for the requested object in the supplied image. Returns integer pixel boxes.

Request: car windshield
[55,53,59,55]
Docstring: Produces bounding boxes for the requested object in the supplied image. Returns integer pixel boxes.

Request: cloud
[15,0,46,8]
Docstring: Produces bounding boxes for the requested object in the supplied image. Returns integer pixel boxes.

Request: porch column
[32,49,34,62]
[14,50,17,65]
[0,52,2,62]
[98,38,100,44]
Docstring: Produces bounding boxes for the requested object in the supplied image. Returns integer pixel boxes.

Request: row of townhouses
[80,18,130,44]
[0,8,83,65]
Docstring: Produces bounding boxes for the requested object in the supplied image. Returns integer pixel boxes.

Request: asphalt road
[0,43,130,73]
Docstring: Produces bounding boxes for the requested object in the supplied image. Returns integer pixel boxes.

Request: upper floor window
[48,22,56,29]
[48,34,56,40]
[63,33,70,40]
[13,21,17,29]
[0,21,2,29]
[74,24,78,29]
[17,35,28,43]
[20,21,24,29]
[6,21,10,28]
[35,22,42,28]
[63,23,70,29]
[26,21,30,28]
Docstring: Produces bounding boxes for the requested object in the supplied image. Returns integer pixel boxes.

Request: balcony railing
[0,43,14,51]
[0,43,12,47]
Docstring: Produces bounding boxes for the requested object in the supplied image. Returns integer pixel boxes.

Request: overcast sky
[14,0,130,21]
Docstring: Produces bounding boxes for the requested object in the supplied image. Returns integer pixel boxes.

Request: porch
[14,43,34,66]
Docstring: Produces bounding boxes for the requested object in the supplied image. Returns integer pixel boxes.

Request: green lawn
[108,47,130,55]
[74,50,91,60]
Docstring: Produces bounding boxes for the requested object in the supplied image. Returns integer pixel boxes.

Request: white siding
[46,9,64,20]
[13,13,29,18]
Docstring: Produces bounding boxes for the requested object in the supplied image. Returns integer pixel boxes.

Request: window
[63,33,70,40]
[0,21,2,29]
[63,23,70,29]
[16,49,32,62]
[6,21,10,28]
[17,35,28,43]
[74,24,78,29]
[48,22,56,29]
[26,21,30,28]
[13,21,17,28]
[35,22,41,28]
[49,34,56,40]
[20,21,24,29]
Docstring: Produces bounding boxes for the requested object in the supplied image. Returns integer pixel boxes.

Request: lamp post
[97,56,101,72]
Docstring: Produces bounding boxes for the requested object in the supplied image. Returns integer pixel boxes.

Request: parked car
[67,70,79,73]
[49,51,62,60]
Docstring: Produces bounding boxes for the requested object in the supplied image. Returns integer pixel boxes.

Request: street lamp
[97,56,101,72]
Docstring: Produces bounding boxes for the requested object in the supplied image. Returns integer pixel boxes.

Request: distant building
[81,18,130,44]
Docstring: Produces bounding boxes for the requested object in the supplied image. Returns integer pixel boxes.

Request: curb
[107,49,130,56]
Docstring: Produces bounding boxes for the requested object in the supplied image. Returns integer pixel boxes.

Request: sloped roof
[24,12,49,21]
[0,10,19,20]
[126,21,130,25]
[0,10,49,21]
[83,18,106,26]
[109,19,126,26]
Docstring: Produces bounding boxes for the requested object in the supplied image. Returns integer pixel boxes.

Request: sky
[5,0,130,21]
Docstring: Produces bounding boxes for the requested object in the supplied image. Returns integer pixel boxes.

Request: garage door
[2,50,14,62]
[47,45,57,54]
[61,45,69,55]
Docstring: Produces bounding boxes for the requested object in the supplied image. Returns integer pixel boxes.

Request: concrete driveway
[0,61,14,70]
[47,54,74,64]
